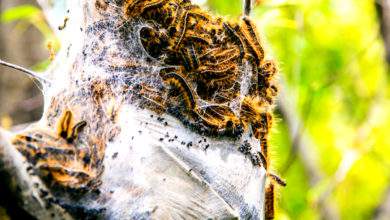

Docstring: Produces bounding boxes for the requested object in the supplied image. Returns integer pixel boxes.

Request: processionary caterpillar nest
[0,0,284,219]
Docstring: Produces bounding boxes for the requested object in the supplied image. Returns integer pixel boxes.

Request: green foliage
[0,5,40,23]
[0,4,52,38]
[206,0,389,219]
[207,0,242,18]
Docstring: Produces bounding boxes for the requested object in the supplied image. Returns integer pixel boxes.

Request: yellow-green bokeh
[207,0,389,219]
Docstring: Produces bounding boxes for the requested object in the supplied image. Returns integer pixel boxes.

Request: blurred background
[0,0,389,219]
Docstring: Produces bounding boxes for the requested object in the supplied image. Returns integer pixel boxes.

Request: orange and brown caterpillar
[12,110,102,190]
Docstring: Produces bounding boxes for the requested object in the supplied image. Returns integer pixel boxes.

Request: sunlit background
[1,0,390,219]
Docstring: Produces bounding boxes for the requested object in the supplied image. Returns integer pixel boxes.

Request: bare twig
[0,59,51,85]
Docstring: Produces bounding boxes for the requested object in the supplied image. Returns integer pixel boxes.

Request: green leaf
[0,5,40,23]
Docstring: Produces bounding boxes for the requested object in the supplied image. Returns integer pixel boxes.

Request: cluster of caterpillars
[11,79,120,192]
[129,0,278,138]
[12,110,103,190]
[124,0,284,219]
